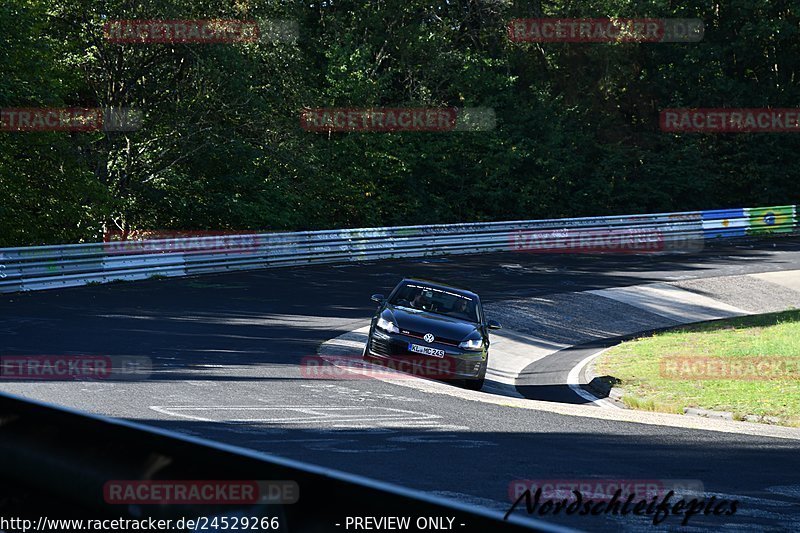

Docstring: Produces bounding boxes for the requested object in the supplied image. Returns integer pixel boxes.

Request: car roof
[399,278,479,300]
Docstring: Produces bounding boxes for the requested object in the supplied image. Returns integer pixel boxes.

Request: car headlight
[376,316,399,334]
[458,338,483,351]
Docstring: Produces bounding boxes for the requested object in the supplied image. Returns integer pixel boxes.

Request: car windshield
[389,283,479,323]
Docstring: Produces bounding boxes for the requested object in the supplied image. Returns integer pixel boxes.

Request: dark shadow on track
[124,418,800,532]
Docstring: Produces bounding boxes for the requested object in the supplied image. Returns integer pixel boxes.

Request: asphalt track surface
[2,239,800,531]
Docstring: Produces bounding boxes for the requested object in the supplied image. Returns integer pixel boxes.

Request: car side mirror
[487,320,502,330]
[371,294,385,303]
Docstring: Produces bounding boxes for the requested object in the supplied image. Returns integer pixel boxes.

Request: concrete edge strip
[586,282,750,323]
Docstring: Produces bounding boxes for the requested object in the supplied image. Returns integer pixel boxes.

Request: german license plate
[408,343,445,358]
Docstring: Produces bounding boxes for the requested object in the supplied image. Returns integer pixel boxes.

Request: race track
[2,239,800,531]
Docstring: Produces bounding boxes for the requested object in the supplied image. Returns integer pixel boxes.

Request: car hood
[384,305,478,342]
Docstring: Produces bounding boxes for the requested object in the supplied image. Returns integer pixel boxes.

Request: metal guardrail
[0,205,796,293]
[0,391,569,532]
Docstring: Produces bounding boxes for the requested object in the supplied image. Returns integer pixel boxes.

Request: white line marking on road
[149,405,445,426]
[149,405,211,421]
[566,347,621,409]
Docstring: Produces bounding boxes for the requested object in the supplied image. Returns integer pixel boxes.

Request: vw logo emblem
[423,333,435,343]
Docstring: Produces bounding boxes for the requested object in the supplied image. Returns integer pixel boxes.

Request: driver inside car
[411,291,430,311]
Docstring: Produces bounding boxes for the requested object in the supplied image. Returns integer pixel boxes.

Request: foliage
[1,0,798,246]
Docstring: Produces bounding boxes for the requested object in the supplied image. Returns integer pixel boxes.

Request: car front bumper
[366,328,486,379]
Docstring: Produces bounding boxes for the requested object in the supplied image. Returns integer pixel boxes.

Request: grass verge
[595,310,800,426]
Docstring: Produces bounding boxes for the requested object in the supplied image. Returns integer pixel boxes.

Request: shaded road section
[2,239,800,531]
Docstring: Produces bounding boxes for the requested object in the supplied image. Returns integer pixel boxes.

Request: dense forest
[1,0,799,246]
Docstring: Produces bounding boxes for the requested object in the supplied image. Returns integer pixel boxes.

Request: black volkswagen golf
[363,279,501,390]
